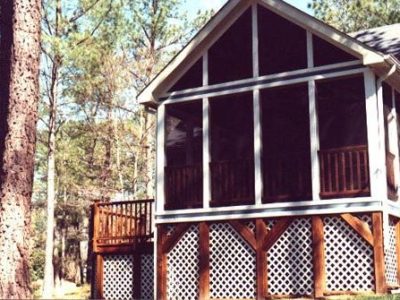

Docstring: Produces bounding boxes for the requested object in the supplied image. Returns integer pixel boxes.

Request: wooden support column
[372,212,387,294]
[95,254,104,299]
[395,219,400,283]
[199,222,210,299]
[256,219,268,300]
[157,225,167,300]
[133,251,142,299]
[312,216,326,298]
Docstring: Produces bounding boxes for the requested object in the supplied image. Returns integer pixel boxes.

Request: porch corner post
[312,216,326,298]
[156,225,167,300]
[372,212,387,294]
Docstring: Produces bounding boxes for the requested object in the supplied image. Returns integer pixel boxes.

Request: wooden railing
[92,199,154,250]
[319,145,370,198]
[263,152,312,202]
[165,164,203,209]
[210,159,255,206]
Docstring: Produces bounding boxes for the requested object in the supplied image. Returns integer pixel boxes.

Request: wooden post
[93,200,100,253]
[256,219,268,300]
[395,219,400,284]
[312,216,326,298]
[372,212,387,294]
[95,254,104,299]
[157,225,167,300]
[199,222,210,299]
[133,251,142,299]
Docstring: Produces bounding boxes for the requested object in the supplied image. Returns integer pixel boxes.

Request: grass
[32,280,90,299]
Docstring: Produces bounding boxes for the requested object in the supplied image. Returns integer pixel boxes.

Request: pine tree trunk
[0,0,41,298]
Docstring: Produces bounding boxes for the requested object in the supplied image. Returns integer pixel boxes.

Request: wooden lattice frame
[156,212,389,299]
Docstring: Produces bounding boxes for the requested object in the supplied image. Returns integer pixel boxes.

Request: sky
[187,0,313,17]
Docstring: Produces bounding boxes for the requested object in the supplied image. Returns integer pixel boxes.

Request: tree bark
[0,0,41,298]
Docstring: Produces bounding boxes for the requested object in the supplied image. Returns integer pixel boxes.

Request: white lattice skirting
[103,254,154,300]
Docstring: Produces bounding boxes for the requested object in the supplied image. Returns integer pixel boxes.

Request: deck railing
[319,145,370,198]
[263,152,312,202]
[210,159,255,206]
[92,199,154,250]
[165,164,203,209]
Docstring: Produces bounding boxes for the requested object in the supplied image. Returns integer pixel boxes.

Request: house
[90,0,400,299]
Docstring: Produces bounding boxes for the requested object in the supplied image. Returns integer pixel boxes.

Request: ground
[32,280,90,299]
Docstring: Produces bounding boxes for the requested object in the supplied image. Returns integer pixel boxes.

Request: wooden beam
[92,201,100,253]
[262,218,292,251]
[312,216,326,298]
[340,213,374,246]
[395,219,400,284]
[372,212,387,294]
[199,222,210,300]
[94,254,104,299]
[157,225,167,300]
[229,220,257,251]
[162,223,191,254]
[133,251,142,299]
[256,220,268,300]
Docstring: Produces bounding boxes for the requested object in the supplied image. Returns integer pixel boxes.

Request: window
[209,92,255,206]
[168,58,203,92]
[261,84,312,202]
[313,35,357,66]
[316,75,369,198]
[208,8,253,84]
[165,101,203,209]
[258,5,307,75]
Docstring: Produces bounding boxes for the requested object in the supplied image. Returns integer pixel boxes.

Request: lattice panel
[103,255,134,300]
[267,218,314,296]
[167,224,200,300]
[324,216,375,291]
[210,223,256,299]
[385,217,398,286]
[141,254,154,300]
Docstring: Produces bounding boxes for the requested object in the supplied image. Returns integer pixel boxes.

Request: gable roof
[138,0,400,107]
[352,24,400,61]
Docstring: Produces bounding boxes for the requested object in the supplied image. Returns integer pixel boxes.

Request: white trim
[161,67,368,104]
[156,104,166,214]
[252,3,259,78]
[203,52,208,86]
[387,200,400,218]
[253,89,263,205]
[308,80,320,201]
[376,79,389,198]
[307,31,314,68]
[163,60,362,99]
[390,87,400,191]
[155,199,382,224]
[365,70,387,199]
[159,197,375,216]
[203,97,211,209]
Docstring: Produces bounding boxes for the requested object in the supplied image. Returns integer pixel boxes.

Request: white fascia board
[155,198,383,224]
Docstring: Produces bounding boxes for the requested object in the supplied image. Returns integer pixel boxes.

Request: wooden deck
[91,199,154,254]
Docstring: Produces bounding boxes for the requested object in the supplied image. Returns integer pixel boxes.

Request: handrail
[92,199,154,251]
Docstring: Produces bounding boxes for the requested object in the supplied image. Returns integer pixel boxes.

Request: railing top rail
[96,199,154,207]
[318,144,368,153]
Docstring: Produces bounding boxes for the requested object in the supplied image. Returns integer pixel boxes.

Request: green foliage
[34,0,214,284]
[309,0,400,32]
